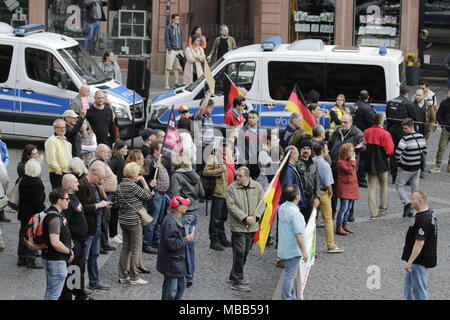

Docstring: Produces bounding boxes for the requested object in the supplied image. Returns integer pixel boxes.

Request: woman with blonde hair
[116,162,153,284]
[69,157,89,180]
[336,143,359,235]
[329,94,350,134]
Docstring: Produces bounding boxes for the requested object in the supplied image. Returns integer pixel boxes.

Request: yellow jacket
[45,135,72,174]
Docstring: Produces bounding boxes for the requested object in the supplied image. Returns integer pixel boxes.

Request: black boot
[210,241,224,251]
[0,210,11,222]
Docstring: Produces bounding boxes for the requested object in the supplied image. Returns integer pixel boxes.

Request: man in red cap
[157,196,194,300]
[177,105,192,133]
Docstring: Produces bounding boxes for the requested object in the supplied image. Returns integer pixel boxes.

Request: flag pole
[154,105,174,180]
[252,150,291,216]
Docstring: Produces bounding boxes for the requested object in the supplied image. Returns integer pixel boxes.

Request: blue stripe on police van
[151,90,176,105]
[19,90,71,114]
[105,85,142,105]
[0,90,15,110]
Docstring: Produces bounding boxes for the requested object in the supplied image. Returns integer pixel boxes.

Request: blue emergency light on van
[13,24,45,37]
[261,37,283,51]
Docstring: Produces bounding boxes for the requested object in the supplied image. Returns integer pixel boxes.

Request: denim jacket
[165,24,183,51]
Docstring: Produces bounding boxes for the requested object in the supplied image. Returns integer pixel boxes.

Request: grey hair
[25,158,41,178]
[236,166,250,177]
[312,125,325,138]
[69,157,88,175]
[96,144,110,156]
[89,161,105,176]
[289,112,302,123]
[219,24,228,31]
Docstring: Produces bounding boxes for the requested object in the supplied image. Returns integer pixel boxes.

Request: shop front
[46,0,151,57]
[0,0,29,27]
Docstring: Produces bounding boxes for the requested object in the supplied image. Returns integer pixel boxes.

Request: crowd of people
[0,78,446,301]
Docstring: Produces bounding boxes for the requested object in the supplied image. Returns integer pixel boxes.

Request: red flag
[223,73,242,115]
[162,106,183,157]
[285,84,316,135]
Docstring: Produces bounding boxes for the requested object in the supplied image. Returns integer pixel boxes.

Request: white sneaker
[130,278,148,285]
[164,83,170,90]
[110,235,122,245]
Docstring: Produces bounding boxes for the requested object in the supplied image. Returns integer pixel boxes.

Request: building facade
[2,0,448,77]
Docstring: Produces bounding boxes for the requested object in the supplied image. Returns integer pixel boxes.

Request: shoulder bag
[7,177,21,211]
[117,185,153,226]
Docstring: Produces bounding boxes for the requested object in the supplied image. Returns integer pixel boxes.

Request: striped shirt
[395,133,427,171]
[116,179,152,226]
[194,113,214,147]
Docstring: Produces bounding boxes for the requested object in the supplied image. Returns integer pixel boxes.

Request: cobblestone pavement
[0,79,449,300]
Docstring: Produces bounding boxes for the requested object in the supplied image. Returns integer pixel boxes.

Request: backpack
[200,175,216,200]
[23,210,58,251]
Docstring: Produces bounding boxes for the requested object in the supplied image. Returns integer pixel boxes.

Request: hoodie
[170,168,205,214]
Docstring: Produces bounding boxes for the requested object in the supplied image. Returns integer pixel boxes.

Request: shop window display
[354,0,401,49]
[46,0,151,56]
[290,0,336,44]
[0,0,28,27]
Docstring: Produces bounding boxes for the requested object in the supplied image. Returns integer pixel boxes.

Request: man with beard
[295,139,321,224]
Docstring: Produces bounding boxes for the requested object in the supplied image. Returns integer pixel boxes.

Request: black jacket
[156,213,188,278]
[296,157,321,199]
[76,176,106,236]
[385,95,415,146]
[351,99,376,132]
[109,155,125,184]
[84,0,107,23]
[409,101,427,135]
[64,194,88,241]
[437,97,450,132]
[328,126,366,170]
[65,116,84,158]
[18,176,46,223]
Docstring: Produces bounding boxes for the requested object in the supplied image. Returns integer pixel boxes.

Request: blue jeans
[336,199,354,226]
[282,256,300,300]
[42,259,68,300]
[161,276,186,300]
[144,192,166,248]
[404,264,429,300]
[84,21,100,54]
[85,210,102,286]
[420,153,426,173]
[180,213,197,283]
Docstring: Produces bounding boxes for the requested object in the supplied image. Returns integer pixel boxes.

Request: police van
[0,23,144,139]
[148,37,405,129]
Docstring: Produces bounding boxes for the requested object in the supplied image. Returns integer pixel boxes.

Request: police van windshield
[185,57,224,92]
[58,45,109,85]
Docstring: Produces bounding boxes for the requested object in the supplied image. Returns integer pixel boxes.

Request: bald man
[59,174,90,300]
[85,91,116,146]
[71,85,91,115]
[45,119,73,188]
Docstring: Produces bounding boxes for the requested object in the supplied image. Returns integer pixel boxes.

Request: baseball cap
[62,110,79,118]
[141,128,157,141]
[170,196,191,209]
[178,105,189,114]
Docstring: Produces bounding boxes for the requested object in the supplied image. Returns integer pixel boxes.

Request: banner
[162,106,183,157]
[204,60,215,96]
[298,208,317,300]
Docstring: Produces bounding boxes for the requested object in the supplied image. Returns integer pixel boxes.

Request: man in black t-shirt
[85,91,116,147]
[59,174,91,300]
[42,188,73,300]
[402,190,437,300]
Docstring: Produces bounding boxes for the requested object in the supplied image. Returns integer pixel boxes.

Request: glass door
[419,0,450,69]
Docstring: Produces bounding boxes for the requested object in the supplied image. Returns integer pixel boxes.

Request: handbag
[7,178,21,211]
[117,186,153,226]
[177,52,187,70]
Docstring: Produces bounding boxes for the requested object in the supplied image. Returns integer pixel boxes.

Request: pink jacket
[183,46,205,85]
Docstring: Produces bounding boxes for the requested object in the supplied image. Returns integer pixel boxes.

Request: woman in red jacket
[336,143,360,235]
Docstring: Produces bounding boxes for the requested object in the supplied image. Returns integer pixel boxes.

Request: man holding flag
[226,167,265,292]
[278,184,308,300]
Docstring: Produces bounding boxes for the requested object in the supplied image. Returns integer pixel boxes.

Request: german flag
[254,150,290,256]
[223,73,242,115]
[285,84,316,135]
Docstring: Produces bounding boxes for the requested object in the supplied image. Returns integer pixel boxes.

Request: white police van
[148,37,405,129]
[0,23,144,139]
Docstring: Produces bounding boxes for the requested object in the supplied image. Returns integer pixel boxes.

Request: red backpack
[23,210,58,250]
